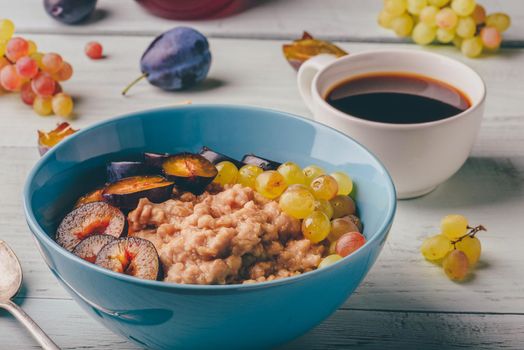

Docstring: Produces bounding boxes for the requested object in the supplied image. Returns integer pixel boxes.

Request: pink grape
[20,82,36,105]
[16,56,38,78]
[32,73,56,97]
[5,37,29,62]
[480,27,502,50]
[0,64,23,91]
[335,232,366,257]
[53,61,73,81]
[42,52,63,73]
[85,41,103,59]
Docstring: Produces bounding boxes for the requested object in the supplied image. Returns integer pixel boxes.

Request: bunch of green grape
[378,0,511,58]
[0,18,74,117]
[420,214,486,281]
[213,160,367,268]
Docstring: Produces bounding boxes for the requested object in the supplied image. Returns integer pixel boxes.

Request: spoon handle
[0,300,60,350]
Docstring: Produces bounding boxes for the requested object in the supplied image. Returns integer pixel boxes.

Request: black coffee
[325,72,470,124]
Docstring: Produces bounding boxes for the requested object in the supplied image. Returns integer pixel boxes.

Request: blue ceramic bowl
[23,105,396,349]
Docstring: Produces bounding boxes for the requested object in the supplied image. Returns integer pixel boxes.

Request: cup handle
[297,54,339,112]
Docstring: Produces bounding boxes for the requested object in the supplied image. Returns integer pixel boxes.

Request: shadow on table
[403,156,523,209]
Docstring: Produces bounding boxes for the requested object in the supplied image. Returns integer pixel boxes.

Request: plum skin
[140,27,212,91]
[44,0,98,24]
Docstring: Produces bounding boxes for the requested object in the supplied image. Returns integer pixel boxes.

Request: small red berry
[85,41,103,59]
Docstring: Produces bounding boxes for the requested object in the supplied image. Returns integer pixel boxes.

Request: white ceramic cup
[298,49,486,199]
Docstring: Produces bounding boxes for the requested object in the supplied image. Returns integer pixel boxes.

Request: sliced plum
[199,146,244,168]
[74,188,104,208]
[162,153,217,195]
[95,237,160,280]
[144,152,170,168]
[102,175,174,209]
[72,234,117,263]
[56,202,126,252]
[241,154,281,171]
[107,161,154,183]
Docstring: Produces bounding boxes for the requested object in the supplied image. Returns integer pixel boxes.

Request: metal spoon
[0,240,60,350]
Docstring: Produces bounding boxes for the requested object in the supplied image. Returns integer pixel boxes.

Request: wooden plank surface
[1,298,523,350]
[1,0,523,44]
[1,1,524,348]
[0,33,521,315]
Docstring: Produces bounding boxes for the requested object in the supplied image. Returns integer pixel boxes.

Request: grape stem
[122,73,148,96]
[451,225,487,247]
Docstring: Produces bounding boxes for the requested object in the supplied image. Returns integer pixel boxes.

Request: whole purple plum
[44,0,98,24]
[122,27,211,95]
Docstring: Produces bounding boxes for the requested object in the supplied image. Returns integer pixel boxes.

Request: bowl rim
[23,104,396,291]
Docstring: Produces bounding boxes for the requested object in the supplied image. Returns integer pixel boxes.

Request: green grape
[0,40,6,57]
[391,13,414,37]
[429,0,450,6]
[30,52,44,70]
[318,254,342,269]
[255,170,287,199]
[486,13,511,33]
[436,7,458,29]
[0,19,14,41]
[314,199,334,220]
[455,236,481,265]
[436,27,455,43]
[310,175,338,200]
[279,186,315,219]
[330,171,353,196]
[328,217,359,242]
[287,183,313,193]
[328,240,337,255]
[330,195,356,219]
[27,40,37,55]
[51,93,74,118]
[384,0,407,16]
[442,250,469,281]
[302,211,331,243]
[452,36,463,48]
[455,16,476,38]
[277,161,306,185]
[461,36,483,57]
[451,0,476,17]
[419,6,439,27]
[441,214,468,239]
[237,164,263,189]
[213,161,239,186]
[33,95,53,116]
[407,0,427,16]
[420,234,452,261]
[471,4,486,25]
[412,22,436,45]
[378,10,396,29]
[303,165,325,185]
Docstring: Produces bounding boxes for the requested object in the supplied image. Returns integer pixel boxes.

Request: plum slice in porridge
[128,184,325,284]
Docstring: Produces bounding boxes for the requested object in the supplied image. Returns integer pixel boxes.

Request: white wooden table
[1,1,523,349]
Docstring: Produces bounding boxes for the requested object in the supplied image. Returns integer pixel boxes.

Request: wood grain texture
[0,35,523,152]
[0,35,522,316]
[1,298,523,349]
[1,0,523,44]
[0,2,523,348]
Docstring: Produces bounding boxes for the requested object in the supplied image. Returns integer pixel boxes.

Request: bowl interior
[25,105,395,284]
